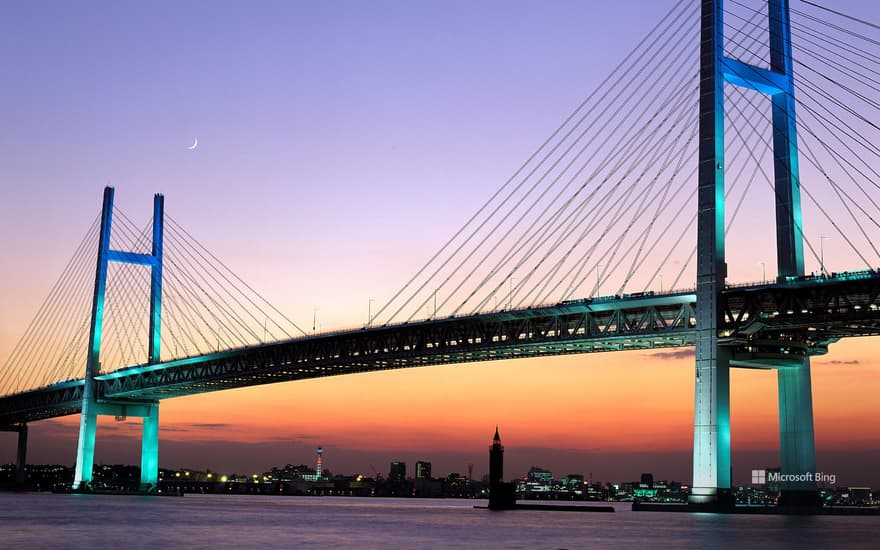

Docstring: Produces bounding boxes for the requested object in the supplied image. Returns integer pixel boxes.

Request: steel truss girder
[3,272,880,422]
[97,295,698,400]
[721,274,880,352]
[0,381,84,425]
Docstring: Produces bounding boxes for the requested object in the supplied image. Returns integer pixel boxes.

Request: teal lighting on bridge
[73,188,165,491]
[149,194,164,366]
[1,1,875,510]
[692,0,816,511]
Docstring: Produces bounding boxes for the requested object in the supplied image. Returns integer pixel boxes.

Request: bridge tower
[692,0,816,510]
[73,187,164,491]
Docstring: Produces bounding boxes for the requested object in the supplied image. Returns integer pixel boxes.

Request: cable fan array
[2,0,879,396]
[723,0,880,271]
[0,207,306,396]
[370,0,880,326]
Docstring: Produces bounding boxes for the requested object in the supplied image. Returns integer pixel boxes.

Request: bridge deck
[2,271,879,425]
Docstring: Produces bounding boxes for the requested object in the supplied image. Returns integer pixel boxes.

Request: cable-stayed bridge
[2,0,880,511]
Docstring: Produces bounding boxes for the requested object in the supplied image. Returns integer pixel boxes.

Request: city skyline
[1,0,879,489]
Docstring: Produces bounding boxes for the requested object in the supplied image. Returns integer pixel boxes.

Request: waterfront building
[520,466,553,497]
[488,427,516,509]
[389,461,406,482]
[415,461,432,480]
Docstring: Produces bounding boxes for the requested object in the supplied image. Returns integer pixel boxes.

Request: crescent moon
[187,138,198,150]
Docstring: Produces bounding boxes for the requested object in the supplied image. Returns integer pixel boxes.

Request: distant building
[766,467,781,497]
[848,487,872,506]
[522,466,553,495]
[415,461,432,480]
[316,447,323,478]
[488,426,516,509]
[562,474,584,487]
[413,463,441,497]
[633,472,657,498]
[274,464,317,481]
[561,474,585,497]
[389,461,406,482]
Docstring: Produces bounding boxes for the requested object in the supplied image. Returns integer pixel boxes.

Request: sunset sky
[1,0,878,487]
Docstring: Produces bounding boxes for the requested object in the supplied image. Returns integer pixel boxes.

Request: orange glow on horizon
[7,337,876,480]
[37,338,874,452]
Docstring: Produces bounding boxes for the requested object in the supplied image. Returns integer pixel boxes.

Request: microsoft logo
[752,469,766,484]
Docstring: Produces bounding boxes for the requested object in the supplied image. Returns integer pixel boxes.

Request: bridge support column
[690,346,733,511]
[73,187,165,491]
[140,404,159,490]
[690,0,734,512]
[73,392,98,490]
[15,424,28,488]
[777,360,819,509]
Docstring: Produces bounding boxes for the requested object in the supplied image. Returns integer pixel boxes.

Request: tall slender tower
[316,447,323,479]
[691,0,816,512]
[489,426,503,489]
[488,426,515,509]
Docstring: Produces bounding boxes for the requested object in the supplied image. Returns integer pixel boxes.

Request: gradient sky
[1,0,878,487]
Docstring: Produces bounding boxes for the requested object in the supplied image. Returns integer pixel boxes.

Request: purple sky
[1,0,678,331]
[1,1,879,486]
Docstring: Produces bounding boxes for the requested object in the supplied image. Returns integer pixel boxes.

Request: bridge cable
[487,42,702,308]
[635,4,771,294]
[13,219,98,390]
[501,19,702,307]
[402,5,698,320]
[402,5,696,320]
[454,26,702,315]
[163,220,282,346]
[161,233,258,349]
[373,0,696,323]
[1,215,99,394]
[725,84,872,269]
[721,20,880,265]
[165,216,306,338]
[798,0,880,31]
[104,211,153,368]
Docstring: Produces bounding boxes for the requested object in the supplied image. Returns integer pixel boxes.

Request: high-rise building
[415,461,432,480]
[316,447,323,478]
[389,461,406,482]
[766,467,782,497]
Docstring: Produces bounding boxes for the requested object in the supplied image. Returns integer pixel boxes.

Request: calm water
[1,493,877,549]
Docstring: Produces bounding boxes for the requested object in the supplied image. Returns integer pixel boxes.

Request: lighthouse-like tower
[488,427,515,510]
[489,427,503,488]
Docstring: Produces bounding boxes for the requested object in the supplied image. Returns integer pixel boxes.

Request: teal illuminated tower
[73,187,164,491]
[692,0,816,510]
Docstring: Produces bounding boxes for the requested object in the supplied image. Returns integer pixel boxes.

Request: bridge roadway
[2,270,879,426]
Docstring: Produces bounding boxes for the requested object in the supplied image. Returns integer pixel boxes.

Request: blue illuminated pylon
[73,187,164,491]
[692,0,815,510]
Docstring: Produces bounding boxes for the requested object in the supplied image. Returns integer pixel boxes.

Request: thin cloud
[267,434,320,442]
[648,349,695,360]
[191,423,232,429]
